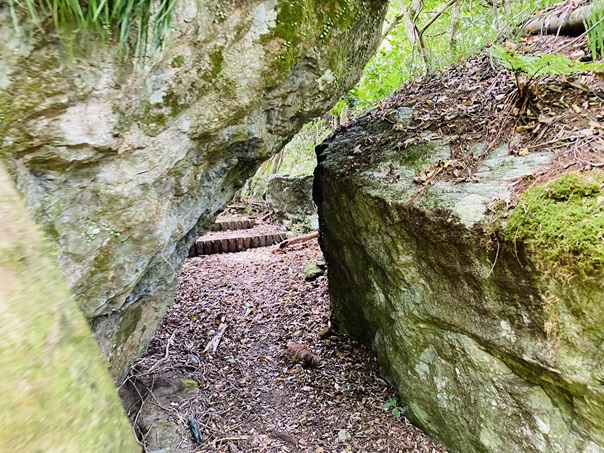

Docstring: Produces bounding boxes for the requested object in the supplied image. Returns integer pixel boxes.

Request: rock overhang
[0,0,388,380]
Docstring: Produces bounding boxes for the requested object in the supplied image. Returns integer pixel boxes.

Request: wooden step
[190,232,290,256]
[210,219,256,232]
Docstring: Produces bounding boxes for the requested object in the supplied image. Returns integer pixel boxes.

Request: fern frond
[491,45,604,76]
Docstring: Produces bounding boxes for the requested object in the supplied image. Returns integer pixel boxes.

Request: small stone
[338,429,352,443]
[304,260,325,281]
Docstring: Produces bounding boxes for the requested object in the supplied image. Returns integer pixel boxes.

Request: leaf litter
[122,227,446,452]
[332,33,604,195]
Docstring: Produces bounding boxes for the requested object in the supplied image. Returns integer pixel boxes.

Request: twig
[212,436,250,449]
[204,319,228,354]
[383,12,404,39]
[418,0,461,38]
[486,239,500,278]
[147,331,176,373]
[573,138,604,166]
[527,134,580,149]
[213,436,250,443]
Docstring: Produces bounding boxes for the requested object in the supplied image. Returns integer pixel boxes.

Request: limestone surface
[314,117,604,452]
[0,0,387,379]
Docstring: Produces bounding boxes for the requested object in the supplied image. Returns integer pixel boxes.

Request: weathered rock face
[266,174,317,232]
[0,1,387,379]
[314,117,604,452]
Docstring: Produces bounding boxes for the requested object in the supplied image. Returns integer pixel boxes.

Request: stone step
[210,218,256,232]
[190,232,290,256]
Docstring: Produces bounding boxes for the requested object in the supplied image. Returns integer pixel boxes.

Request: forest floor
[335,34,604,193]
[121,218,446,453]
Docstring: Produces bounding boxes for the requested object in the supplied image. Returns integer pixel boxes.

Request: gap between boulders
[120,222,446,452]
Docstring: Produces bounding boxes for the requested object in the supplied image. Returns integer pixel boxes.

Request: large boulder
[314,114,604,451]
[0,0,387,379]
[266,174,318,232]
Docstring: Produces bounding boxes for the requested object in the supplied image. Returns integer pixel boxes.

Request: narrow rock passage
[123,228,446,452]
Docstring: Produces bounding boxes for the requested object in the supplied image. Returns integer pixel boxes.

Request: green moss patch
[180,379,198,389]
[264,0,365,82]
[210,50,224,79]
[171,55,185,68]
[505,170,604,275]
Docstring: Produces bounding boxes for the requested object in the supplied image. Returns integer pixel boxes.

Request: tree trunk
[400,0,423,46]
[0,165,138,452]
[450,0,462,51]
[270,150,284,175]
[524,3,593,36]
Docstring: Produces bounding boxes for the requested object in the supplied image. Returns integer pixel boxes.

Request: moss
[138,81,199,133]
[396,143,438,172]
[209,50,224,79]
[0,241,29,272]
[505,170,604,275]
[0,167,137,452]
[264,0,365,83]
[0,53,88,155]
[180,379,198,389]
[171,55,185,68]
[115,304,142,345]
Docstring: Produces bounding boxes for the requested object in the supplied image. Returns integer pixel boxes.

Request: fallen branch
[203,320,228,354]
[524,3,592,36]
[188,416,203,444]
[278,231,318,249]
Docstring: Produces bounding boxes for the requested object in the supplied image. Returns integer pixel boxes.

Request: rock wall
[0,167,138,451]
[314,117,604,452]
[0,0,387,379]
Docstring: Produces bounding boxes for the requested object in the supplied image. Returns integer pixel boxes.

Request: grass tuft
[8,0,177,57]
[585,1,604,60]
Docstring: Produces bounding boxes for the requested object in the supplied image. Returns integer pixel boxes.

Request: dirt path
[123,227,446,452]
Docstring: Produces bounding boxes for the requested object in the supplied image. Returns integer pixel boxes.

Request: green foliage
[7,0,176,56]
[492,45,604,76]
[382,396,407,419]
[242,119,331,200]
[506,171,604,275]
[334,0,559,114]
[585,1,604,59]
[278,120,331,176]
